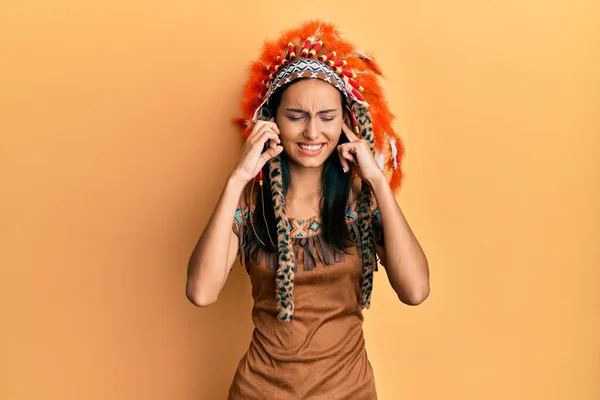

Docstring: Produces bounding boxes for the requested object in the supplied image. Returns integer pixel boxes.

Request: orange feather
[237,20,405,190]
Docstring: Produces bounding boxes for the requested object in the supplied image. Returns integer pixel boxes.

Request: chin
[295,158,328,168]
[285,154,324,168]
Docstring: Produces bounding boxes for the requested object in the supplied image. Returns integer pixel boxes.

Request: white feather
[389,137,398,170]
[355,51,372,60]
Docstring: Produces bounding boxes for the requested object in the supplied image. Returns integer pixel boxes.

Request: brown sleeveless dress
[228,199,383,400]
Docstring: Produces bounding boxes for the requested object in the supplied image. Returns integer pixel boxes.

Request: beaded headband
[254,59,352,121]
[236,21,405,321]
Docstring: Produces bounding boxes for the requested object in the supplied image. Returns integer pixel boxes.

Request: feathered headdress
[236,20,404,321]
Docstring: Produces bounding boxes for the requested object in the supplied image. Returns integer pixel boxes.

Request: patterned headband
[254,58,358,122]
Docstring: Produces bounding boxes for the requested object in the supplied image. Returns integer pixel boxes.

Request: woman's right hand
[231,119,283,183]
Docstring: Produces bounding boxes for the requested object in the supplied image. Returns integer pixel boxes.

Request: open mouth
[298,143,325,151]
[296,143,326,155]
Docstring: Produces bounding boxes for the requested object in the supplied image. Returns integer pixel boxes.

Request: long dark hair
[251,79,353,252]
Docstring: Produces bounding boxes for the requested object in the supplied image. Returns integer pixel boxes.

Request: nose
[303,117,319,140]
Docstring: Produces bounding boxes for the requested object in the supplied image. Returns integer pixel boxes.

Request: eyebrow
[285,108,339,114]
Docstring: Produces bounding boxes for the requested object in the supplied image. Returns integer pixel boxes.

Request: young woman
[186,21,429,399]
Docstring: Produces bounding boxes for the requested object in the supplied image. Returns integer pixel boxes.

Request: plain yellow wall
[1,1,599,399]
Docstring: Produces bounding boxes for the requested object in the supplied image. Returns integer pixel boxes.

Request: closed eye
[286,114,336,122]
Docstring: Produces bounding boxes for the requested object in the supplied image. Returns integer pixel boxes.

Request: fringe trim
[232,210,384,273]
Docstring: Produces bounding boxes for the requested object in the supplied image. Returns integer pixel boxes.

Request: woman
[186,21,429,399]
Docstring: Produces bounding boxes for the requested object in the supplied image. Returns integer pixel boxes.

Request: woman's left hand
[337,123,385,185]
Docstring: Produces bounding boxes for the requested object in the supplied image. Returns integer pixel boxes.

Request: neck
[286,162,323,204]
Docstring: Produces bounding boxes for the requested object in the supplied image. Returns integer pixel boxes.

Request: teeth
[299,144,323,151]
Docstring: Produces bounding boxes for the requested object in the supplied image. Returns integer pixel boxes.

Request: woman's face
[275,79,344,169]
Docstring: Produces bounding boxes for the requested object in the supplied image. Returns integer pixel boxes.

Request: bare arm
[369,175,430,305]
[186,120,282,307]
[339,123,429,306]
[185,173,247,306]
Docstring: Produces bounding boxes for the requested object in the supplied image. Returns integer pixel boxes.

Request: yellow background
[2,1,598,399]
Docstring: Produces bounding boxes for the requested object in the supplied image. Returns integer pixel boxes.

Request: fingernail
[343,166,348,173]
